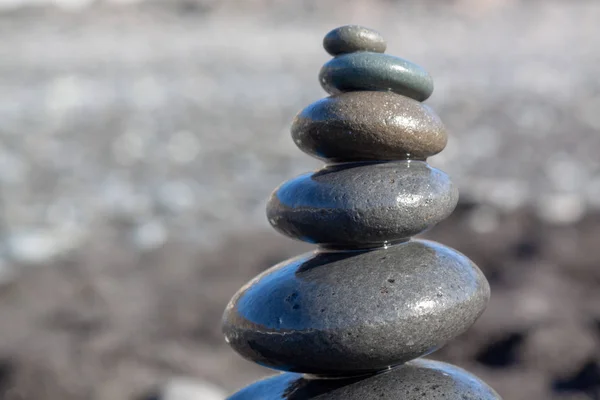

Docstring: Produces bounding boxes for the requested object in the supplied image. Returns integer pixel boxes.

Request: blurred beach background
[1,0,600,398]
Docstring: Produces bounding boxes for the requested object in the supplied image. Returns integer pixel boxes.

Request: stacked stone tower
[222,25,502,399]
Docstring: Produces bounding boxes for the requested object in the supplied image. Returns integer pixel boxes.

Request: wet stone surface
[3,4,600,400]
[267,160,458,248]
[291,91,447,162]
[228,359,501,399]
[323,25,387,56]
[319,52,434,101]
[222,240,490,374]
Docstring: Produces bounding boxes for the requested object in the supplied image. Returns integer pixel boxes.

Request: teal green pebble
[319,52,434,102]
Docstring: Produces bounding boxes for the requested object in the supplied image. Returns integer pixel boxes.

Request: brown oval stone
[291,91,447,162]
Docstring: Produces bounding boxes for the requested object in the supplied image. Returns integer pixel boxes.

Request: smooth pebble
[323,25,387,56]
[227,359,501,399]
[292,91,447,162]
[222,240,490,374]
[320,52,434,101]
[267,161,458,248]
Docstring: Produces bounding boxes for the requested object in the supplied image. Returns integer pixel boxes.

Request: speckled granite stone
[291,91,447,162]
[267,161,458,248]
[319,52,434,101]
[227,359,501,399]
[323,25,386,56]
[222,240,490,374]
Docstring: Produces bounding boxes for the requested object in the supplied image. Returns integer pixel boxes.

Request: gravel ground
[0,1,599,399]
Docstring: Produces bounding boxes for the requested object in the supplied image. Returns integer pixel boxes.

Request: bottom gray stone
[228,359,502,399]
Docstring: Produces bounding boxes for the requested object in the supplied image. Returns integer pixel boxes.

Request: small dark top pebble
[323,25,387,56]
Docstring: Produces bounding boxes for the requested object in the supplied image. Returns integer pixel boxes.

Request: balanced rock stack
[223,25,502,399]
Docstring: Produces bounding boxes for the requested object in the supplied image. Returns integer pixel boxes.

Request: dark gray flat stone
[266,161,458,248]
[291,91,447,162]
[222,240,490,374]
[319,52,434,102]
[228,359,501,399]
[323,25,386,56]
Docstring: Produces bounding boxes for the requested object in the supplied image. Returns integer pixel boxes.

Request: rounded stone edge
[265,161,459,247]
[319,52,434,102]
[323,25,387,56]
[227,359,502,399]
[221,240,490,374]
[290,92,448,162]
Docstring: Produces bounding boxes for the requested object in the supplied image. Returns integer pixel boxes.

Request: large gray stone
[323,25,386,56]
[228,359,501,399]
[319,52,434,101]
[222,240,490,374]
[291,91,447,162]
[266,161,458,248]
